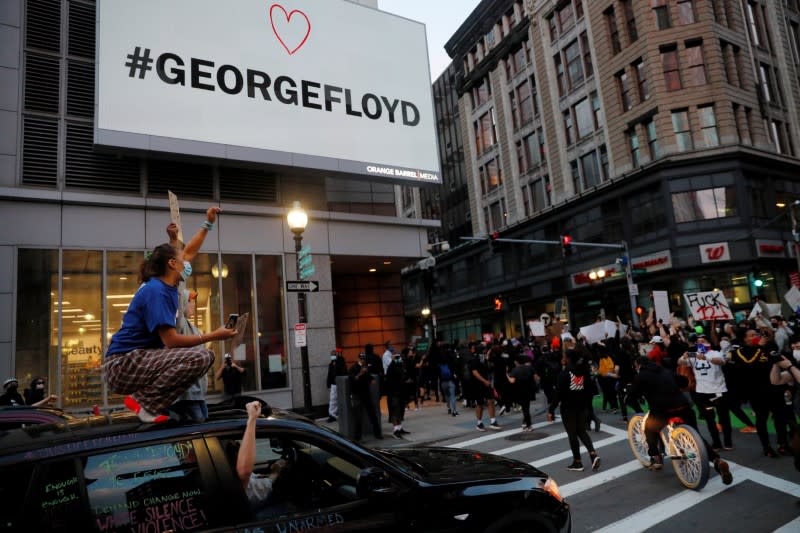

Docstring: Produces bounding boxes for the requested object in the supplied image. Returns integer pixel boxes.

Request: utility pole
[790,200,800,276]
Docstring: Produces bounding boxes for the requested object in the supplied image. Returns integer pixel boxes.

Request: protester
[439,347,458,417]
[507,355,536,431]
[23,377,57,407]
[385,350,410,438]
[326,349,347,423]
[469,346,501,431]
[549,349,601,472]
[104,243,236,422]
[0,378,25,406]
[348,353,383,441]
[216,354,246,401]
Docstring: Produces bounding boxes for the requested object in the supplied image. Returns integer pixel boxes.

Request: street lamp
[588,269,606,281]
[287,201,312,414]
[421,306,431,339]
[589,268,608,319]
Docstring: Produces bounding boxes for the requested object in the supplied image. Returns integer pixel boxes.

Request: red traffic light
[635,306,645,316]
[494,297,503,311]
[561,235,573,257]
[561,235,572,245]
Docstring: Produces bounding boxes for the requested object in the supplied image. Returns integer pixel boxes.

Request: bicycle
[627,411,710,490]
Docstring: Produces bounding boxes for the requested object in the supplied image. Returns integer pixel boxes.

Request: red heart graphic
[269,4,311,55]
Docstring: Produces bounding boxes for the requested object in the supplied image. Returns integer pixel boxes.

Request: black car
[0,405,74,429]
[0,405,570,532]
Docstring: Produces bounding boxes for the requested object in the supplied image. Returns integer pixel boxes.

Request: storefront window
[256,256,288,389]
[184,253,222,393]
[219,254,256,391]
[15,249,59,393]
[61,250,103,409]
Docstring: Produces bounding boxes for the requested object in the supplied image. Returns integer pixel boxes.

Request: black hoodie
[629,359,689,415]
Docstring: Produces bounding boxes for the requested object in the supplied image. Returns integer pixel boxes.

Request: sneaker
[593,418,601,433]
[591,455,601,471]
[498,405,507,416]
[392,430,403,440]
[476,422,487,432]
[741,426,757,433]
[763,447,779,458]
[326,416,336,423]
[714,458,733,485]
[399,428,410,435]
[723,445,734,451]
[567,461,584,471]
[778,445,792,456]
[452,411,459,417]
[447,408,451,414]
[649,455,663,470]
[489,421,502,430]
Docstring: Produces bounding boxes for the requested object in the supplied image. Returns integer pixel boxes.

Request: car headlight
[540,477,563,502]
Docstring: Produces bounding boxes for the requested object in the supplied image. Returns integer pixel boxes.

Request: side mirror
[356,467,395,498]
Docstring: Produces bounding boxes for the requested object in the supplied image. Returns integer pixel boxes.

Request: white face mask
[720,340,730,351]
[330,356,337,361]
[793,350,800,363]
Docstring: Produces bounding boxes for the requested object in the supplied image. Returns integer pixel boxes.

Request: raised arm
[180,207,221,262]
[237,401,261,489]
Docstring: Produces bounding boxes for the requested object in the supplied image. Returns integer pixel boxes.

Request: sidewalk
[316,395,550,448]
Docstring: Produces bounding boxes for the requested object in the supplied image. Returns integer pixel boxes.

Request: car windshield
[373,449,426,480]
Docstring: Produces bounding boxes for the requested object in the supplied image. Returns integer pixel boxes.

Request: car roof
[0,407,320,467]
[0,405,74,419]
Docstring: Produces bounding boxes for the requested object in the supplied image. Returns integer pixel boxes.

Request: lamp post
[287,201,313,414]
[421,306,431,339]
[589,268,607,319]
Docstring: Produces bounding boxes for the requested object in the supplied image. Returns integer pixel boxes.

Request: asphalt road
[433,411,800,532]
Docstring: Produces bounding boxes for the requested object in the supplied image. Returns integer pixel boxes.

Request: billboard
[95,0,440,184]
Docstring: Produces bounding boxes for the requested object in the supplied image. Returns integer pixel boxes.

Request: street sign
[286,280,319,292]
[628,283,639,296]
[299,264,316,280]
[297,245,314,280]
[294,323,307,347]
[540,313,551,326]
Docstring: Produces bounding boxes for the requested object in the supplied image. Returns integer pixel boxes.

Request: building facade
[403,0,800,342]
[0,0,438,413]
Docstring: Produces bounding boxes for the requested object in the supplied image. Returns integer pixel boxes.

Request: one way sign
[286,280,319,292]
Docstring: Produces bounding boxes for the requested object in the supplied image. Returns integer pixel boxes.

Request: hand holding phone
[226,313,239,329]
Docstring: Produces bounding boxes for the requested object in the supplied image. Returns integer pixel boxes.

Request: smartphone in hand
[226,313,239,329]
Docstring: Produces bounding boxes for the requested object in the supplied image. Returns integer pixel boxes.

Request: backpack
[440,363,453,381]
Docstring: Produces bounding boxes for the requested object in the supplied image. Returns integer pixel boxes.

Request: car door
[210,428,404,532]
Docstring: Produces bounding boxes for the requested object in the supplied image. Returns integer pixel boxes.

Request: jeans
[328,384,338,418]
[561,406,595,461]
[442,379,457,414]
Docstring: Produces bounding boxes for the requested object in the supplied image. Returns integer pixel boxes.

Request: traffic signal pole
[462,236,640,328]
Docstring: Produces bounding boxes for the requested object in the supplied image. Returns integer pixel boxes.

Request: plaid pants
[103,347,215,414]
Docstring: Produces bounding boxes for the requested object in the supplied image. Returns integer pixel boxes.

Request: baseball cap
[3,377,18,388]
[651,335,664,343]
[224,354,232,359]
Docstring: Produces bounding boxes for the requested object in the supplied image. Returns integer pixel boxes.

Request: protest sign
[579,322,606,345]
[684,291,733,320]
[603,320,627,338]
[748,302,781,320]
[785,287,800,315]
[168,190,183,242]
[652,291,670,325]
[528,321,546,337]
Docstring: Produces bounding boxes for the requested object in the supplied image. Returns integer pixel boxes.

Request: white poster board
[652,290,670,326]
[528,321,546,337]
[579,323,606,345]
[684,291,733,320]
[785,287,800,314]
[603,320,627,338]
[749,302,782,319]
[268,354,283,373]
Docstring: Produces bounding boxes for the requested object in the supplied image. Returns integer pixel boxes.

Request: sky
[379,0,483,81]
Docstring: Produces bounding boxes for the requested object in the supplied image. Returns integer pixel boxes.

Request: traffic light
[489,231,501,254]
[494,296,503,311]
[635,305,645,317]
[561,235,573,257]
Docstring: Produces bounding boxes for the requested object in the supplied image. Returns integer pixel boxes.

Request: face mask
[394,356,402,363]
[180,261,192,281]
[501,353,509,359]
[330,355,337,361]
[36,383,45,389]
[720,340,730,351]
[750,336,762,347]
[793,350,800,362]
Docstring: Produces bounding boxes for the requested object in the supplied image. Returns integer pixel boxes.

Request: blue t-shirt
[107,279,179,356]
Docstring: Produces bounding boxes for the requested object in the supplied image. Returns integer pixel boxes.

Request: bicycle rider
[629,356,733,485]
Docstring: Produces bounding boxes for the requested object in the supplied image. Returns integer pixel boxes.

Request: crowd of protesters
[351,305,800,473]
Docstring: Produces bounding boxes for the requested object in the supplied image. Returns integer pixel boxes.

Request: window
[489,199,506,230]
[629,128,641,168]
[486,27,495,48]
[617,70,633,111]
[653,0,671,30]
[520,131,541,171]
[256,256,288,389]
[581,150,602,189]
[698,105,719,147]
[605,7,621,54]
[475,111,496,153]
[721,41,741,86]
[86,440,214,531]
[672,187,737,222]
[745,1,763,48]
[677,0,695,25]
[575,98,593,139]
[558,2,575,33]
[631,191,667,235]
[564,110,574,145]
[565,39,584,88]
[634,59,649,102]
[790,22,800,65]
[526,176,551,214]
[661,45,681,91]
[685,41,707,87]
[770,120,791,154]
[517,81,534,127]
[472,77,490,109]
[570,160,581,193]
[758,63,772,102]
[672,109,693,151]
[600,145,609,178]
[554,53,566,96]
[622,0,638,42]
[580,32,593,78]
[711,0,730,26]
[481,158,502,194]
[591,92,604,129]
[645,118,660,160]
[548,14,558,41]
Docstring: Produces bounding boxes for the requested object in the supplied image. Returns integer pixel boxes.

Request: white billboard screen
[95,0,440,184]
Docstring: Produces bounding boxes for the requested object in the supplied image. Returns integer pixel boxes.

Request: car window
[83,439,213,532]
[0,463,36,532]
[222,432,369,522]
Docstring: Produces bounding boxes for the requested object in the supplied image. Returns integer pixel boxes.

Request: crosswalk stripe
[448,418,559,448]
[559,460,643,497]
[772,515,800,533]
[529,434,627,468]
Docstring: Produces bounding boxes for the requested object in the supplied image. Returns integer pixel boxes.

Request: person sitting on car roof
[1,377,57,407]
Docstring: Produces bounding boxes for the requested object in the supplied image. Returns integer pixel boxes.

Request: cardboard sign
[603,320,627,338]
[749,302,781,320]
[168,190,183,243]
[684,291,733,320]
[231,312,249,354]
